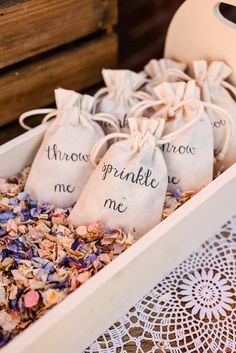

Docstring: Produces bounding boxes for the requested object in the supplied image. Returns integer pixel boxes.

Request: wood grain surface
[0,33,117,126]
[0,0,117,69]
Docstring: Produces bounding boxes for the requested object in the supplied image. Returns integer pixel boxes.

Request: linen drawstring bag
[19,95,119,208]
[54,87,83,110]
[69,118,168,239]
[130,81,233,192]
[19,88,83,130]
[93,69,151,134]
[164,61,236,168]
[19,88,116,131]
[192,60,236,169]
[144,58,187,95]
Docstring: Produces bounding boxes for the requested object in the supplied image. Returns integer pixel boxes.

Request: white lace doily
[85,217,236,353]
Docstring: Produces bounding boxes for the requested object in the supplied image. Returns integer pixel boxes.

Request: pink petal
[99,253,111,264]
[70,276,77,292]
[0,180,8,193]
[76,226,87,236]
[24,290,40,308]
[6,219,18,233]
[87,222,100,233]
[77,271,90,284]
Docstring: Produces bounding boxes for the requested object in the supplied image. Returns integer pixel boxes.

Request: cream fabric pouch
[192,60,236,169]
[20,93,119,208]
[130,81,232,192]
[93,69,150,134]
[144,58,187,95]
[69,118,168,239]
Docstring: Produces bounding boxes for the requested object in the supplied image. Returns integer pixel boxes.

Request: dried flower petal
[24,290,40,308]
[76,225,87,236]
[0,166,196,348]
[42,289,62,307]
[0,311,19,331]
[87,222,100,233]
[77,271,90,284]
[98,253,111,264]
[0,286,6,305]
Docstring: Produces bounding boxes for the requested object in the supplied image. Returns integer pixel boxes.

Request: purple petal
[17,192,30,201]
[0,212,14,222]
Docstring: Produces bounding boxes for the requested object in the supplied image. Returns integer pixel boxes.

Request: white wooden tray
[1,1,236,352]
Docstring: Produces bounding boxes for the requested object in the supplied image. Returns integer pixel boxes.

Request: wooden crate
[0,0,118,126]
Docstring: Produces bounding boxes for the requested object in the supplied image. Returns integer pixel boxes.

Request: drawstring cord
[19,108,120,133]
[201,102,234,160]
[161,66,236,104]
[221,80,236,98]
[129,99,170,118]
[163,68,191,82]
[19,109,55,130]
[43,110,120,132]
[90,132,130,167]
[92,87,109,113]
[157,101,204,145]
[90,101,205,168]
[129,98,234,161]
[92,86,152,114]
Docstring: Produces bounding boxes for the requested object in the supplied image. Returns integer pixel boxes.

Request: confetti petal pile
[0,168,134,347]
[0,167,195,348]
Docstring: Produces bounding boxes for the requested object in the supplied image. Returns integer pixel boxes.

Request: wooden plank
[0,85,99,144]
[0,33,117,126]
[0,0,117,68]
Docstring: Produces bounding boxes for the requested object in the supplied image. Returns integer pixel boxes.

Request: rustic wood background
[0,0,184,143]
[118,0,183,70]
[0,0,118,127]
[1,0,236,141]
